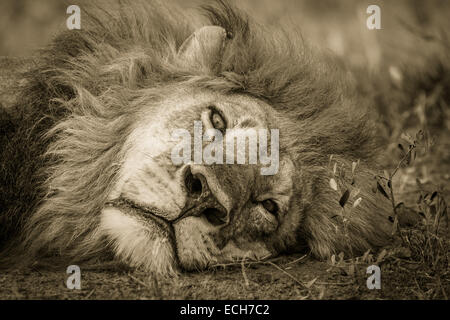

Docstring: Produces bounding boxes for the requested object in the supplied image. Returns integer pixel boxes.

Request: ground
[0,232,448,299]
[0,256,393,299]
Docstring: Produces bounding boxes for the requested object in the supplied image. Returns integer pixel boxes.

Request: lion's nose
[184,166,206,199]
[177,166,228,226]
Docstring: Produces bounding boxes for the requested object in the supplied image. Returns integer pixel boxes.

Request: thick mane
[0,0,380,266]
[200,1,380,164]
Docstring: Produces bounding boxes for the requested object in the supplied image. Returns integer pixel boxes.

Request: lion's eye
[261,199,278,216]
[210,109,226,131]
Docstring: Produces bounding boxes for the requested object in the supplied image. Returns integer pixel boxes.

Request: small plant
[327,130,449,299]
[328,156,363,260]
[328,248,390,278]
[372,130,431,233]
[327,156,369,280]
[404,182,449,298]
[386,130,448,299]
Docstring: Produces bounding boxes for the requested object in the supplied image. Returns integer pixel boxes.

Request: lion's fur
[0,0,391,268]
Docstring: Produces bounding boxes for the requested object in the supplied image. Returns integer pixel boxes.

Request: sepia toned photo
[0,0,448,304]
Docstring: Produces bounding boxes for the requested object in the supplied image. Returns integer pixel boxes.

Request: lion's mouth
[104,196,232,270]
[104,197,176,246]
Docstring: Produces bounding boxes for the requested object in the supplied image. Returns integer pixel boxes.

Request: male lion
[0,0,393,277]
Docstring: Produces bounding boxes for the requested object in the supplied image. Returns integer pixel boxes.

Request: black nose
[179,167,228,226]
[184,167,205,198]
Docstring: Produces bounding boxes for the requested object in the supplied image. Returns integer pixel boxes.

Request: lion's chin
[174,216,274,271]
[99,208,274,276]
[100,207,178,277]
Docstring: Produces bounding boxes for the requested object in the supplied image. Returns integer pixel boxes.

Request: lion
[0,0,393,277]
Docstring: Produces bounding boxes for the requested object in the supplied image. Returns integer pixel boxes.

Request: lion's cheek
[247,206,278,236]
[99,207,177,277]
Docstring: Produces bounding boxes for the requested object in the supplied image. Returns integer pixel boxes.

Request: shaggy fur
[0,0,392,269]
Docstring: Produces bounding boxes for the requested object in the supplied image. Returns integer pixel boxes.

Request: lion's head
[0,0,393,276]
[99,83,304,275]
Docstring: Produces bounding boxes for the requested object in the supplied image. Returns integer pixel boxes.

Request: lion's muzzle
[174,166,228,226]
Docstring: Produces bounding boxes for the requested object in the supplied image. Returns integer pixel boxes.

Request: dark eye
[261,199,278,216]
[210,109,226,131]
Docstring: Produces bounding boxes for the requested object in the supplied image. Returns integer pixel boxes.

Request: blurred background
[0,0,449,66]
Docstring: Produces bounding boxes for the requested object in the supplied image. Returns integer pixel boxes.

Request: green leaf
[339,189,350,208]
[430,191,438,202]
[350,188,360,199]
[362,249,371,262]
[398,143,405,155]
[348,264,355,277]
[415,130,424,141]
[376,249,388,264]
[352,162,357,175]
[401,132,414,145]
[391,217,398,236]
[353,197,362,208]
[329,178,338,191]
[330,254,336,266]
[377,182,390,200]
[305,277,318,289]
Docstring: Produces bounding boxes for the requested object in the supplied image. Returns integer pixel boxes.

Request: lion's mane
[0,0,383,267]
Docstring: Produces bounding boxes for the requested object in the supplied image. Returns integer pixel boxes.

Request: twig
[241,259,250,288]
[315,281,354,286]
[387,142,416,245]
[266,261,308,290]
[85,288,95,299]
[129,273,151,289]
[285,253,310,265]
[392,144,415,178]
[388,172,408,246]
[210,256,284,269]
[440,279,448,300]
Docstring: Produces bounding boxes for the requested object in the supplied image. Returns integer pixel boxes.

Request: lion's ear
[178,26,228,71]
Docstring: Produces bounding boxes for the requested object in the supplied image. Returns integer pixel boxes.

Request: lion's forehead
[133,88,274,131]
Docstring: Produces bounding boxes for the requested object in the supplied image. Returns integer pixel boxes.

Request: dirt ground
[0,243,447,300]
[0,253,433,300]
